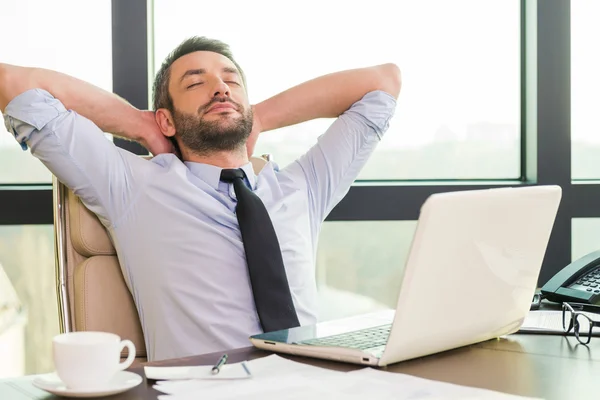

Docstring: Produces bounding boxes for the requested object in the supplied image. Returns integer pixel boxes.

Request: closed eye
[226,81,240,86]
[187,82,204,89]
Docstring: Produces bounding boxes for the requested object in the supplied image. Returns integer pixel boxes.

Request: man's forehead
[171,51,238,76]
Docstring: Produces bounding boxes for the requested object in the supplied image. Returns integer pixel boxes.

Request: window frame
[0,0,586,285]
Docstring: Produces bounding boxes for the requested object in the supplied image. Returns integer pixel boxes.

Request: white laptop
[250,185,562,367]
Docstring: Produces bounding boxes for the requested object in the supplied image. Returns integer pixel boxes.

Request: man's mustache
[198,97,241,114]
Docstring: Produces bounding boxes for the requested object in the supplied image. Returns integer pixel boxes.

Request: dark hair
[152,36,247,112]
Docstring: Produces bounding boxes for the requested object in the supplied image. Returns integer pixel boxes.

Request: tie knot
[220,168,245,182]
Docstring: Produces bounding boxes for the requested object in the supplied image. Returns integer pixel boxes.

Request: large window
[571,0,600,180]
[152,0,521,180]
[0,0,113,184]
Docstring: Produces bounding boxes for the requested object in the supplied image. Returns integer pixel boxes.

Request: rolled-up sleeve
[4,89,66,150]
[281,90,397,225]
[3,89,147,225]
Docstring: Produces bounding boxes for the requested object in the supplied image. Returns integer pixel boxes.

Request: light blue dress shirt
[3,88,396,361]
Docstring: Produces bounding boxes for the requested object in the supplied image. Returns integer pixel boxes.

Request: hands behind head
[137,110,176,156]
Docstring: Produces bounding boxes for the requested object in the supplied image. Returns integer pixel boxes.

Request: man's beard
[172,99,253,156]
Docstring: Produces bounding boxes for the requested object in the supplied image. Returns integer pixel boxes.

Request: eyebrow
[179,67,240,83]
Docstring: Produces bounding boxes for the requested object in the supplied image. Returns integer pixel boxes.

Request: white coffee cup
[52,331,136,389]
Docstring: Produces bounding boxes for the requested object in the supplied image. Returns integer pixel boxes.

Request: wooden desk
[85,334,600,399]
[4,334,600,399]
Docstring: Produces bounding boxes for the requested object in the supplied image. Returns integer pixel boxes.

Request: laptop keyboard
[297,324,392,351]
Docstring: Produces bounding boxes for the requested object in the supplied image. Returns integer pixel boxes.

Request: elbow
[377,63,402,99]
[0,63,33,112]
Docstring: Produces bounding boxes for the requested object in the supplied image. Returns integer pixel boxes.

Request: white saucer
[32,370,143,398]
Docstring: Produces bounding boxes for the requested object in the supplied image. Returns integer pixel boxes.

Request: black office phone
[541,249,600,305]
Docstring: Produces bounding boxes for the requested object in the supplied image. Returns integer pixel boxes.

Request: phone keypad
[569,266,600,294]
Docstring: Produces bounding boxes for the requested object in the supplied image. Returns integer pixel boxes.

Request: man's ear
[155,108,176,138]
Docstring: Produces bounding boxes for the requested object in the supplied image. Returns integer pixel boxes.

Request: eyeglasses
[562,302,600,344]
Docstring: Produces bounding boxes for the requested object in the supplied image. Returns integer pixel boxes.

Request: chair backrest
[53,155,270,362]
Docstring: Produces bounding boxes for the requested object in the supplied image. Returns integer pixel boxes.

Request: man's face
[167,51,253,155]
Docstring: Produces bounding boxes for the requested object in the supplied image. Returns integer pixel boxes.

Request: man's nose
[212,79,230,97]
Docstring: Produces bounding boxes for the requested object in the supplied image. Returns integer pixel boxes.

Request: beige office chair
[53,155,269,363]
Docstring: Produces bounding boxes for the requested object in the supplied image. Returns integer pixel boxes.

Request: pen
[241,361,252,377]
[211,354,228,375]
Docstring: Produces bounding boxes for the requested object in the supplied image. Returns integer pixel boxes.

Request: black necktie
[220,168,300,332]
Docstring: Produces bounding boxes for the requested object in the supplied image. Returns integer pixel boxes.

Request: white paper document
[519,310,600,334]
[345,368,540,400]
[145,360,252,380]
[152,355,541,400]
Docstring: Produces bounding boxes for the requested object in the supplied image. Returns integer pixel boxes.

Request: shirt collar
[184,161,257,191]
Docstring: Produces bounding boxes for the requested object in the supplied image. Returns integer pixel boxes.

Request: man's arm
[253,63,401,133]
[0,63,171,154]
[0,64,156,224]
[252,64,400,230]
